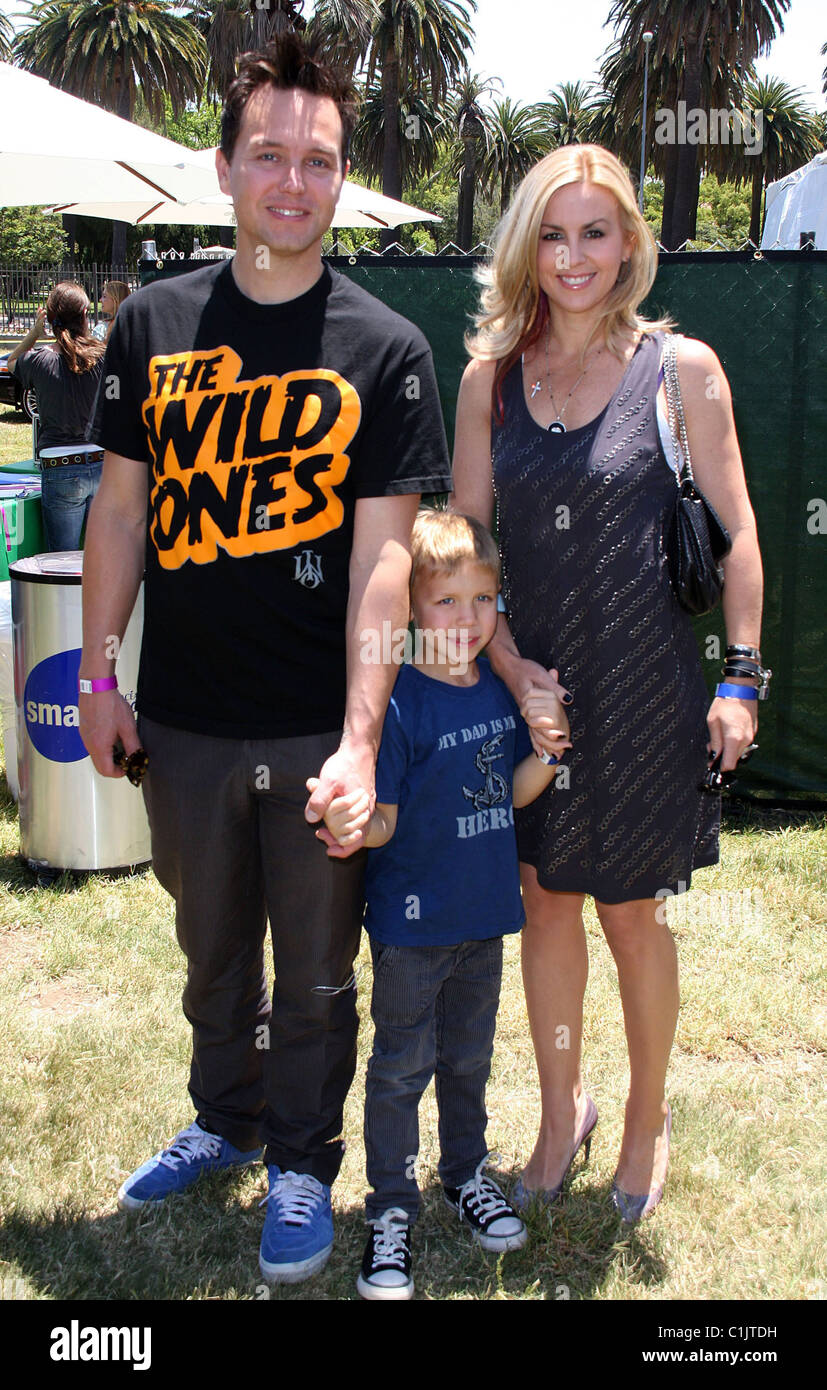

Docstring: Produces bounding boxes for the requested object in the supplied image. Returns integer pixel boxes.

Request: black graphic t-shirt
[92,261,452,737]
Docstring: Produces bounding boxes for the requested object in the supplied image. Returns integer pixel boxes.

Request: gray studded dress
[492,331,719,903]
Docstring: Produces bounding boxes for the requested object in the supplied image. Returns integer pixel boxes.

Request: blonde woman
[8,281,105,550]
[451,146,763,1221]
[91,280,131,342]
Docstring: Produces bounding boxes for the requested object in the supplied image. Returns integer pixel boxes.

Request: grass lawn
[0,758,823,1303]
[0,401,823,1304]
[0,405,33,466]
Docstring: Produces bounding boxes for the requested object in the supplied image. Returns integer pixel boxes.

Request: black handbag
[662,335,732,615]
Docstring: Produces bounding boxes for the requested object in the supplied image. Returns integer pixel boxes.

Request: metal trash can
[10,551,151,872]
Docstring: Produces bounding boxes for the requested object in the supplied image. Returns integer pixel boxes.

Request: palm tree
[16,1,208,264]
[607,0,791,249]
[349,80,443,188]
[544,81,597,146]
[478,97,550,216]
[594,35,744,241]
[0,12,13,62]
[312,0,475,246]
[724,77,821,244]
[16,0,207,124]
[187,0,307,102]
[443,70,499,250]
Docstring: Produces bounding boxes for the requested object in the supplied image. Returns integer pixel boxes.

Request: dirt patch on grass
[30,978,101,1019]
[0,922,101,1019]
[0,921,42,970]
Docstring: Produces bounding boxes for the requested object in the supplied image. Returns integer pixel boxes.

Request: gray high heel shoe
[611,1105,672,1224]
[512,1095,598,1210]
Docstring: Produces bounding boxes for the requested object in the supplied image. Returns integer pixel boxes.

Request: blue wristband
[715,682,758,700]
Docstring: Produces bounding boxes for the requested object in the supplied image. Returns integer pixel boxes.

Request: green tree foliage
[14,1,209,265]
[607,0,791,248]
[15,0,208,123]
[0,207,69,262]
[728,77,822,243]
[187,0,307,102]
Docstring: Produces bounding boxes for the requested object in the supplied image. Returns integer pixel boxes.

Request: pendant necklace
[530,331,601,434]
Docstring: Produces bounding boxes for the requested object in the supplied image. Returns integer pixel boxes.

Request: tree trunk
[660,138,679,248]
[668,35,703,249]
[749,166,764,246]
[500,172,512,218]
[457,137,476,251]
[111,220,128,268]
[380,43,402,252]
[688,159,701,241]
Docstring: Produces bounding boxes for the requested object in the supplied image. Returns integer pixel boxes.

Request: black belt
[39,450,104,469]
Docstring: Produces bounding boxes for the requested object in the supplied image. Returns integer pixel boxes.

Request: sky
[0,0,824,109]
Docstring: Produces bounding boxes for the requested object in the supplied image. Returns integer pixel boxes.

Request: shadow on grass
[0,1170,666,1302]
[722,800,827,835]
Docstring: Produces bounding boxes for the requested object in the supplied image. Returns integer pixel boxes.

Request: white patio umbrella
[0,63,223,206]
[47,148,441,230]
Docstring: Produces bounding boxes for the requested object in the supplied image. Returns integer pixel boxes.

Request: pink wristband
[78,676,118,694]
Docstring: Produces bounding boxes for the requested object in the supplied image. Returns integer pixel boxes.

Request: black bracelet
[726,644,761,662]
[722,663,762,680]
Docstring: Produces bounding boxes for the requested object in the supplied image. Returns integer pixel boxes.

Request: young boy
[316,510,570,1300]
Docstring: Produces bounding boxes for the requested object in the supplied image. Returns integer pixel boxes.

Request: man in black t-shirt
[79,35,451,1287]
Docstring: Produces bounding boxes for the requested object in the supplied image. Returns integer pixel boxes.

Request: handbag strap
[662,334,694,486]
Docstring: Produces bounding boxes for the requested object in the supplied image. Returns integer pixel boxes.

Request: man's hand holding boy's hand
[306,777,371,856]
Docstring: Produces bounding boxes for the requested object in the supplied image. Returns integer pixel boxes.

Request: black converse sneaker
[444,1156,528,1253]
[356,1208,414,1301]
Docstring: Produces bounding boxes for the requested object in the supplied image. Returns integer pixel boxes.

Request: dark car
[0,353,37,423]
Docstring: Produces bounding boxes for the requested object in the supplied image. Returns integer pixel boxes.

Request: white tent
[0,63,222,205]
[761,152,827,250]
[48,149,441,230]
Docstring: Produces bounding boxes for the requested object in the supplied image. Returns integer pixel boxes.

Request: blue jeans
[40,461,102,552]
[364,935,504,1223]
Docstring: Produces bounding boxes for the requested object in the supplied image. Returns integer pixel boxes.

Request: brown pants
[139,715,365,1186]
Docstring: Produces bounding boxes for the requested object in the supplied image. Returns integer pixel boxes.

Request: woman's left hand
[707,693,758,771]
[520,682,571,759]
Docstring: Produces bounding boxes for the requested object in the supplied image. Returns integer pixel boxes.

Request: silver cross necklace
[530,331,602,434]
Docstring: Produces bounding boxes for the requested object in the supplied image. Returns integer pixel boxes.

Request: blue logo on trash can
[24,648,87,762]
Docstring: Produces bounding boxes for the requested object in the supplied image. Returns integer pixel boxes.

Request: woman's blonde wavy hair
[465,144,672,418]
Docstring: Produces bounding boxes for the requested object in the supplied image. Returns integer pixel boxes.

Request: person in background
[91,281,131,343]
[7,281,105,551]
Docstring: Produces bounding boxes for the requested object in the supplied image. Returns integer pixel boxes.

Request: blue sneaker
[118,1120,263,1210]
[259,1165,334,1284]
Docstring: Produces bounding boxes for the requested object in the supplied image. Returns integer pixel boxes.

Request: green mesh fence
[138,252,826,799]
[336,253,827,801]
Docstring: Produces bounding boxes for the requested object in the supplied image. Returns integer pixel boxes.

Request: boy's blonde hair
[410,509,500,590]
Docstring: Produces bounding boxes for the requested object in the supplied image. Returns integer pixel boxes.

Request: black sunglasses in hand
[700,744,758,796]
[112,741,149,787]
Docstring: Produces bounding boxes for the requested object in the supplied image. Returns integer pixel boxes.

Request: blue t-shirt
[365,659,533,946]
